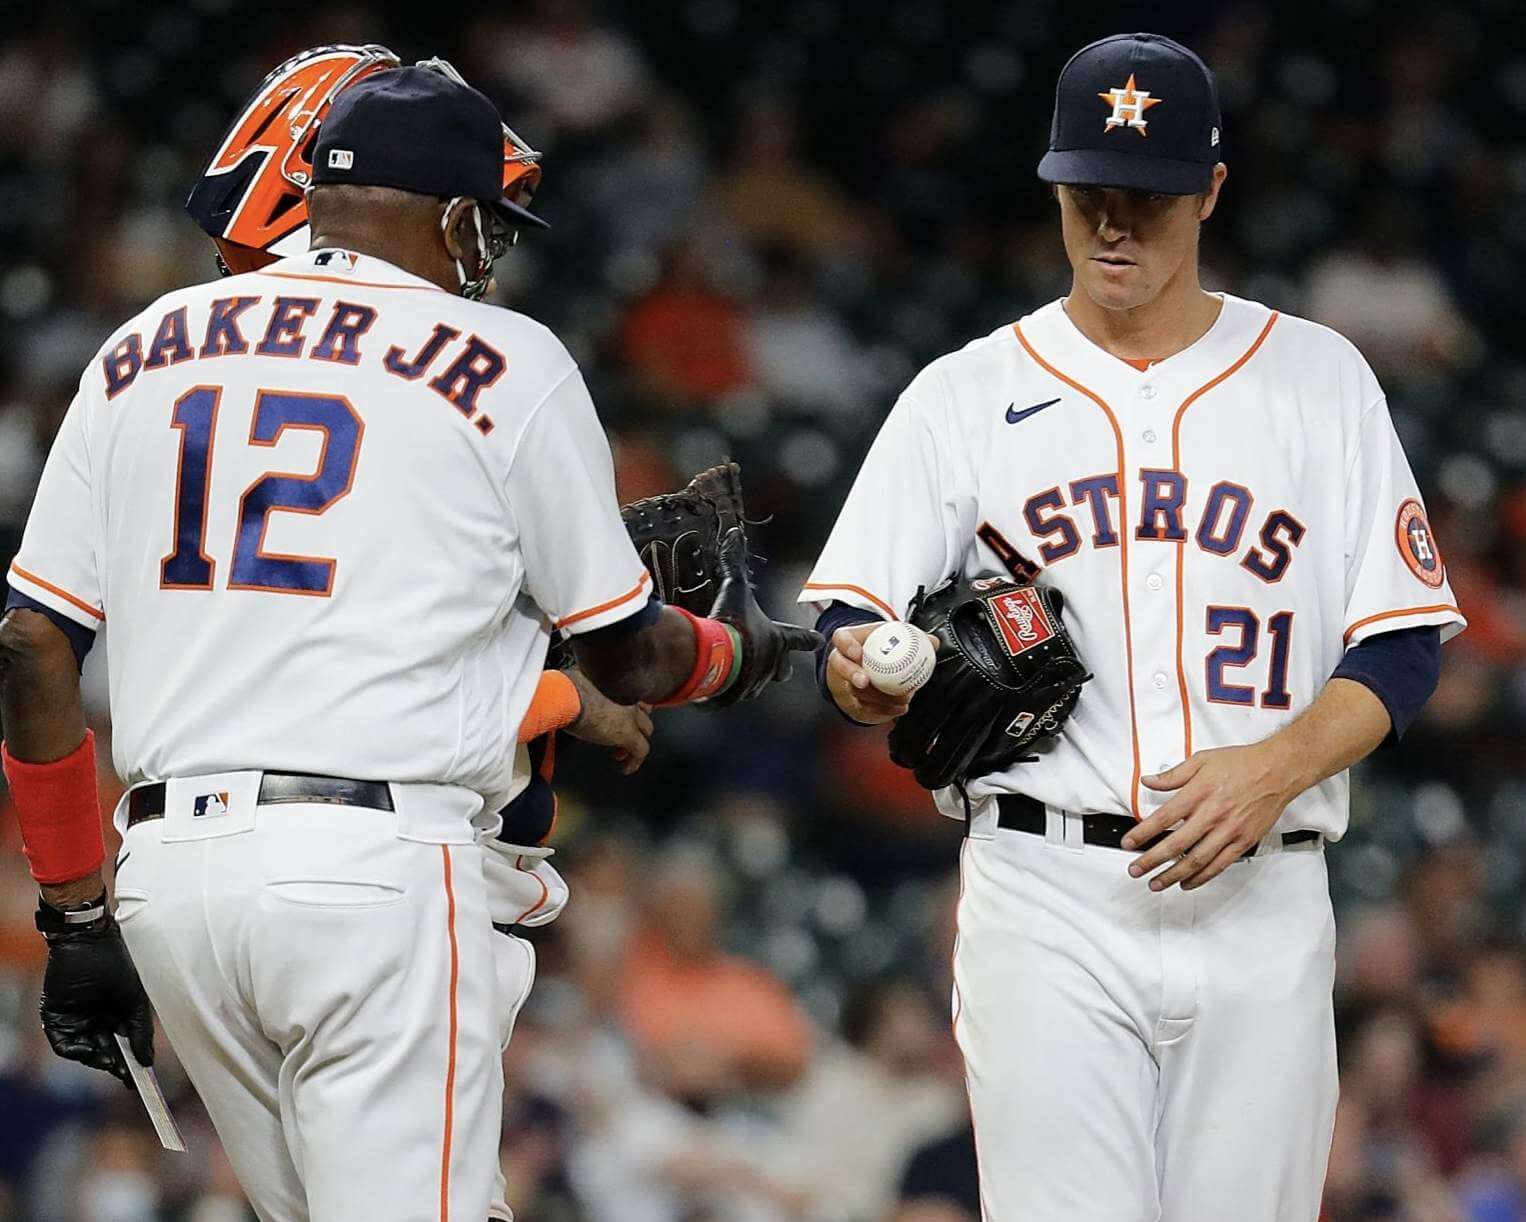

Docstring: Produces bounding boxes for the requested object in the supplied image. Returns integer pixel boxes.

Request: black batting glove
[706,528,822,706]
[36,897,155,1088]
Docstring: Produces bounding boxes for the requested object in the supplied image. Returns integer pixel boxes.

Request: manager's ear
[440,198,479,263]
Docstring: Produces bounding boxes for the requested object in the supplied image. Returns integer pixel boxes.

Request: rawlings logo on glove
[986,588,1056,655]
[888,574,1091,791]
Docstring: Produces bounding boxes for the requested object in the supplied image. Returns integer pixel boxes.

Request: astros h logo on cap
[1098,74,1162,136]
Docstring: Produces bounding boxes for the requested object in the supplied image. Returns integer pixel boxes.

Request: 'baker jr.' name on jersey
[99,293,508,436]
[1020,469,1302,582]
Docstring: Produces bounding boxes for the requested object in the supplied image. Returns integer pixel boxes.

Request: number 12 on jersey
[161,385,364,596]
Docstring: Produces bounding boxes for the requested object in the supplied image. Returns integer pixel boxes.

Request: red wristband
[2,731,105,885]
[659,609,741,705]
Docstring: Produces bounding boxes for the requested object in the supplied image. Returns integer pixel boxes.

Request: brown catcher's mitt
[619,462,749,617]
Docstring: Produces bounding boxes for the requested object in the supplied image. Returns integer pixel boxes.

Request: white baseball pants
[114,775,505,1221]
[953,809,1338,1221]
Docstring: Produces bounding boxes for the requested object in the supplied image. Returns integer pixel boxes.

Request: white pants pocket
[265,878,405,909]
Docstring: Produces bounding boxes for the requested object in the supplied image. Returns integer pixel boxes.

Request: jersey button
[1140,385,1157,400]
[1146,573,1164,590]
[1142,428,1157,443]
[1152,672,1168,689]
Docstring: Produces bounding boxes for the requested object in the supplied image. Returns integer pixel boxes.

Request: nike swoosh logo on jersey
[1006,398,1061,424]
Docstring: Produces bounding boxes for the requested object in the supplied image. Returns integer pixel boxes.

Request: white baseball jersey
[803,294,1465,838]
[10,248,649,810]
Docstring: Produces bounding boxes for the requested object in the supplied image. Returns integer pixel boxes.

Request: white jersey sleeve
[1342,395,1464,646]
[7,370,105,628]
[799,368,976,621]
[506,367,650,635]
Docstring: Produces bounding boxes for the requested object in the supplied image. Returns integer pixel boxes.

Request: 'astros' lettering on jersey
[802,294,1465,838]
[10,249,649,810]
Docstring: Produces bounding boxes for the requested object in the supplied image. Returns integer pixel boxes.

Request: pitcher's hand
[827,623,939,724]
[1122,741,1297,891]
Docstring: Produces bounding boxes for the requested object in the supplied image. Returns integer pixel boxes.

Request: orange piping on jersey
[1120,357,1158,372]
[1013,322,1142,819]
[513,860,552,923]
[439,845,460,1221]
[257,271,445,293]
[553,571,652,630]
[1169,312,1280,759]
[801,581,896,620]
[1343,603,1461,645]
[8,564,105,622]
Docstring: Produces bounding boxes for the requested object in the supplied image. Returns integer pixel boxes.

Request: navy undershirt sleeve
[815,599,887,721]
[1331,625,1440,744]
[570,592,662,644]
[4,586,96,671]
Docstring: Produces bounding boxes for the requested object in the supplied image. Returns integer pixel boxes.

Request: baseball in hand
[860,622,936,696]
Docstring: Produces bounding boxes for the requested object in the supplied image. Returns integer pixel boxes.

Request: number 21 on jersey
[161,385,363,596]
[1205,606,1293,709]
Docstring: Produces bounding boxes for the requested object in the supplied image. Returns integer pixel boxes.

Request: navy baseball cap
[313,66,548,229]
[1037,33,1222,195]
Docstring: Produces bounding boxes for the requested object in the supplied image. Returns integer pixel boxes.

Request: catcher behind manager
[801,31,1464,1221]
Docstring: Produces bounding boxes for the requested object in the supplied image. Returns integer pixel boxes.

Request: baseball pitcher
[802,33,1464,1221]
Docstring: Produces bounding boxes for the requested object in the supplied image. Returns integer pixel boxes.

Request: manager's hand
[37,898,155,1086]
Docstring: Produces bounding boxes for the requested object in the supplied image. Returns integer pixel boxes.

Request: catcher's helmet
[186,44,544,275]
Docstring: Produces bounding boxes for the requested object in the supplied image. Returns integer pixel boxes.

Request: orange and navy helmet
[187,44,544,276]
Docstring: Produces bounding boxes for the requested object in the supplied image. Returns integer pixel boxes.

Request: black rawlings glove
[36,897,155,1086]
[888,575,1090,790]
[706,528,821,706]
[620,462,746,617]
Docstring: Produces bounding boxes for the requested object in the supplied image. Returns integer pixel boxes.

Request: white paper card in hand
[114,1033,187,1152]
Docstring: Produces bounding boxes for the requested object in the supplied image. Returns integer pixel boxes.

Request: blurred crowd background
[0,0,1523,1219]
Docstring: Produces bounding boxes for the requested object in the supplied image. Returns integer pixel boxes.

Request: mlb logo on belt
[193,791,230,818]
[985,588,1055,656]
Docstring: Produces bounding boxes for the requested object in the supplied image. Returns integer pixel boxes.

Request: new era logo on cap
[327,148,354,170]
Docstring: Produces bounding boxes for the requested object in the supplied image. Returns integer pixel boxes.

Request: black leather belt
[996,794,1321,858]
[126,773,393,829]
